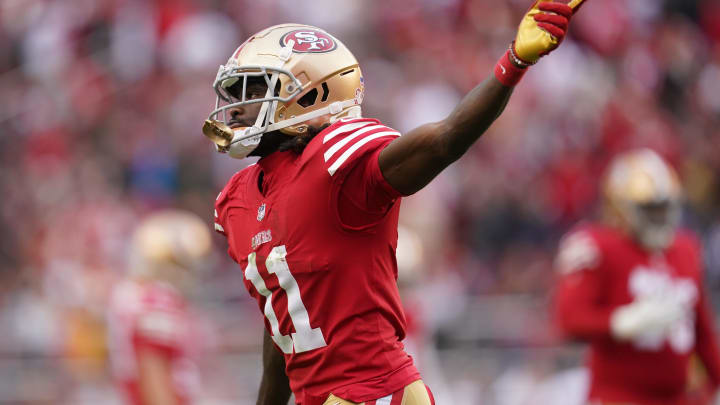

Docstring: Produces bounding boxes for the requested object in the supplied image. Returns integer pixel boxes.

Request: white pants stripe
[376,394,393,405]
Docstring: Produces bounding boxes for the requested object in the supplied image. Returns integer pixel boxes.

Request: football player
[108,210,212,405]
[553,149,720,405]
[207,2,586,404]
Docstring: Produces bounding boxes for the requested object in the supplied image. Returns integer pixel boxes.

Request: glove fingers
[537,2,573,18]
[536,22,565,39]
[534,13,568,31]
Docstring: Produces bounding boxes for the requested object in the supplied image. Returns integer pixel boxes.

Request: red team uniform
[108,280,200,405]
[214,118,424,405]
[555,223,720,405]
[205,9,584,404]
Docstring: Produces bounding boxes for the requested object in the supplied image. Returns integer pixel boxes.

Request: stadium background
[1,0,720,403]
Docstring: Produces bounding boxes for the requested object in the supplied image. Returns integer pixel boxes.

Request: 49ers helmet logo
[280,29,337,53]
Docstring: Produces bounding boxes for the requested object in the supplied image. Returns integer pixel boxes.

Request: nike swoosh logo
[500,65,507,75]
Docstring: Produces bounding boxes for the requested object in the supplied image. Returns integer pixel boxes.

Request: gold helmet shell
[206,24,364,157]
[603,149,682,250]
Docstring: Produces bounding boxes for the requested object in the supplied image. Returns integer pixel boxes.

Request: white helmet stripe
[646,152,672,197]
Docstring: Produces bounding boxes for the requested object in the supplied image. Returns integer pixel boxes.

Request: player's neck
[257,171,264,194]
[250,131,293,158]
[256,150,294,195]
[251,123,330,159]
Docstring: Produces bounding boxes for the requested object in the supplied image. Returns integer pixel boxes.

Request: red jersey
[214,118,420,405]
[107,280,200,405]
[554,223,720,405]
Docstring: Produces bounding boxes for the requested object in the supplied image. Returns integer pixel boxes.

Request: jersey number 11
[244,245,328,354]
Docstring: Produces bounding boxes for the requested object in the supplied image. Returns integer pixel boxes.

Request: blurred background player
[209,1,584,404]
[107,210,212,405]
[553,149,720,405]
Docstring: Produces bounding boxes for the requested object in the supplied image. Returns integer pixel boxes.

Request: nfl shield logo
[257,203,266,221]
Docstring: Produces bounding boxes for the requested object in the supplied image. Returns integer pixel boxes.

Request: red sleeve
[695,288,720,388]
[214,191,227,236]
[132,288,187,356]
[689,233,720,388]
[337,139,403,229]
[133,308,185,356]
[318,118,402,229]
[214,170,249,263]
[553,229,614,340]
[214,171,242,237]
[676,231,720,388]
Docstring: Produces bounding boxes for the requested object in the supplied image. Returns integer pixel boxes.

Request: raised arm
[378,75,512,195]
[256,329,292,405]
[379,0,586,196]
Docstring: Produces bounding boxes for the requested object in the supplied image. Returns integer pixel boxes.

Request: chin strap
[235,99,361,138]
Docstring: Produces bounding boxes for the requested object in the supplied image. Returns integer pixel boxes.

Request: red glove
[495,0,587,86]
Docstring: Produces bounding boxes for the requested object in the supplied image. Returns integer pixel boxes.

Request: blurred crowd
[1,0,720,403]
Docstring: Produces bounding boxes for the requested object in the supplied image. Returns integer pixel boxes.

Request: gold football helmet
[603,149,682,251]
[129,210,212,286]
[204,24,364,158]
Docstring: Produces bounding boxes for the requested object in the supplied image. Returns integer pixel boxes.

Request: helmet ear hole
[296,83,330,108]
[297,88,319,108]
[321,82,330,102]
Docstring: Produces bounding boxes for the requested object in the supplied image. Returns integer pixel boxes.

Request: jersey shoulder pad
[555,223,604,275]
[135,284,186,346]
[136,310,185,346]
[214,166,256,234]
[314,117,400,177]
[143,283,185,312]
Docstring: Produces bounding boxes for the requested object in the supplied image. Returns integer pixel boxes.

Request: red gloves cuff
[494,50,527,87]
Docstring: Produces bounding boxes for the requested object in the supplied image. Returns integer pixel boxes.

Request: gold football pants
[323,380,433,405]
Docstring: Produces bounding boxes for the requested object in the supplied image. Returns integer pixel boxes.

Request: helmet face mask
[624,200,681,251]
[210,66,302,136]
[224,75,273,104]
[603,149,682,251]
[204,24,365,159]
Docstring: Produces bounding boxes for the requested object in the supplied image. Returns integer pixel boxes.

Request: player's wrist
[494,48,528,87]
[509,41,536,68]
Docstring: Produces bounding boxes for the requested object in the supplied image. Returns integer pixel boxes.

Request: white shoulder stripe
[214,222,225,232]
[323,121,372,143]
[324,125,392,162]
[327,131,400,176]
[339,117,365,123]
